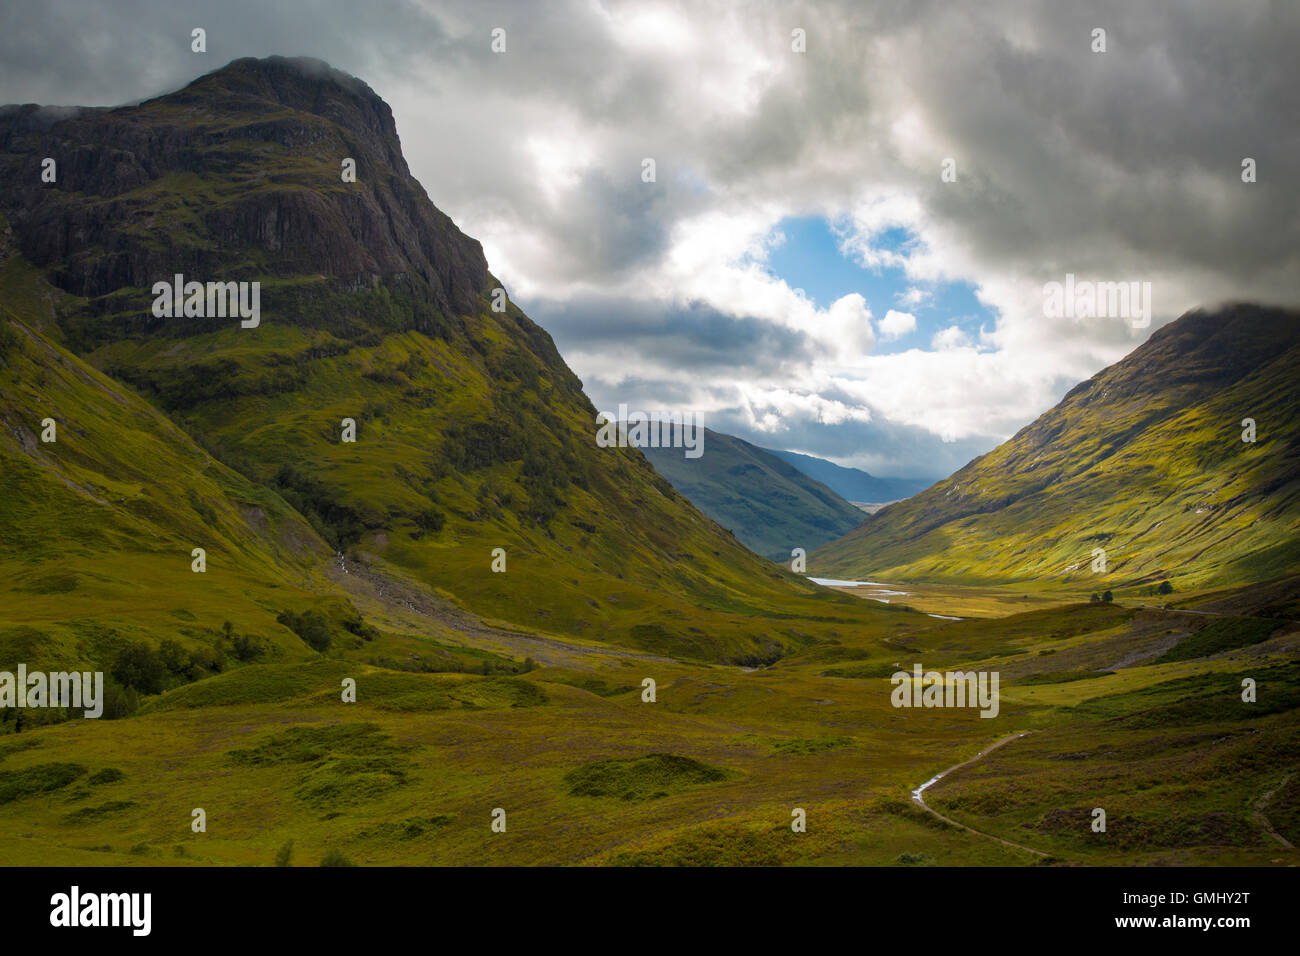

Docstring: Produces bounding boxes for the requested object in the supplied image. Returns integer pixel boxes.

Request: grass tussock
[565,753,732,802]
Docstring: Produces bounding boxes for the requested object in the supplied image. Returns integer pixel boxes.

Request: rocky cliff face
[0,56,488,322]
[0,56,850,665]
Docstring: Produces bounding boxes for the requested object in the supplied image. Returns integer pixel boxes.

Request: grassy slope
[0,230,337,682]
[0,60,877,666]
[640,428,865,561]
[813,305,1300,592]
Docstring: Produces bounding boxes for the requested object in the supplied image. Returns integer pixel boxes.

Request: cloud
[896,286,932,308]
[879,309,916,340]
[1,0,1295,478]
[823,293,876,357]
[931,325,972,350]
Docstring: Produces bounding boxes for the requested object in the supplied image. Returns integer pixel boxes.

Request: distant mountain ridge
[813,303,1300,590]
[760,446,932,503]
[640,428,864,561]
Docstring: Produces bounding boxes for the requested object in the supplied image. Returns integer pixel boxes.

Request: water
[912,773,945,801]
[807,577,890,587]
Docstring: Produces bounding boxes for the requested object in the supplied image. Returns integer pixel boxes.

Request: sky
[2,0,1297,478]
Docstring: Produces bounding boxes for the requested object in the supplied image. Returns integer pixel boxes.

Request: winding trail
[910,731,1050,859]
[1253,772,1295,849]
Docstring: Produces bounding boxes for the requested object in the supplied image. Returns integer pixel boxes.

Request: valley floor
[1,563,1297,867]
[819,579,1084,618]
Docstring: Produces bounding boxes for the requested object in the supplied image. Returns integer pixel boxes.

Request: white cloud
[931,325,972,350]
[896,286,931,308]
[823,293,876,356]
[879,309,916,340]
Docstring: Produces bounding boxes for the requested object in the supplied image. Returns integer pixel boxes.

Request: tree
[1090,593,1101,603]
[101,683,139,719]
[414,507,445,533]
[159,639,194,679]
[277,609,332,653]
[1157,580,1174,595]
[1102,590,1114,603]
[111,644,165,694]
[231,634,264,661]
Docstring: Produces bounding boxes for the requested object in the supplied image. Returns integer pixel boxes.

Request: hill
[640,428,863,561]
[760,446,931,503]
[813,304,1300,591]
[0,55,872,668]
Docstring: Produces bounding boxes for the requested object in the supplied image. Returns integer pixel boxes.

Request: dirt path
[1252,772,1295,849]
[327,556,677,669]
[910,731,1050,859]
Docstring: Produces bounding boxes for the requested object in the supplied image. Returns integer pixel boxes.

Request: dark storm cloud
[0,0,447,106]
[523,294,816,376]
[3,0,1294,291]
[2,0,1295,478]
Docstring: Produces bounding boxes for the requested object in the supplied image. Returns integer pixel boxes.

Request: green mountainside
[0,58,1295,870]
[813,304,1300,591]
[0,56,870,670]
[641,428,863,561]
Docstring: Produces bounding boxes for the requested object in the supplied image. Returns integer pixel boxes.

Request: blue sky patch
[761,216,997,354]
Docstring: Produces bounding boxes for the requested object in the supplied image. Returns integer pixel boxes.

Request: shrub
[564,753,730,802]
[111,644,165,695]
[231,634,266,662]
[0,762,86,804]
[319,849,356,867]
[100,682,139,719]
[158,639,194,679]
[414,507,445,533]
[277,610,332,653]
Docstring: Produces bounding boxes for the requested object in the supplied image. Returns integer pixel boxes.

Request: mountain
[813,304,1300,590]
[1,58,1297,873]
[0,56,871,669]
[639,428,864,561]
[760,447,931,504]
[0,227,340,706]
